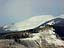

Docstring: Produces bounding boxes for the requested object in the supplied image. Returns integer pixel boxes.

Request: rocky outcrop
[0,26,64,48]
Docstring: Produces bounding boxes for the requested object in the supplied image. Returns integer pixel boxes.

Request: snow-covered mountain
[1,15,54,32]
[0,15,64,48]
[0,15,64,33]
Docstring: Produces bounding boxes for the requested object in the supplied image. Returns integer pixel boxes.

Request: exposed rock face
[0,26,64,48]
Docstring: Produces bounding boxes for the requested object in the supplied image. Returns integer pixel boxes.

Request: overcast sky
[0,0,64,25]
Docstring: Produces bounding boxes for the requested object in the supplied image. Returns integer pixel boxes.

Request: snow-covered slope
[3,15,54,32]
[0,27,64,48]
[19,26,64,48]
[0,15,64,33]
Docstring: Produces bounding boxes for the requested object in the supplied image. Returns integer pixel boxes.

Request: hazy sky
[0,0,64,25]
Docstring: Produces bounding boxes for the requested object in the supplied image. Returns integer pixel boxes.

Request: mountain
[52,18,64,38]
[0,15,64,37]
[0,25,64,48]
[0,15,64,48]
[0,15,64,33]
[46,17,64,38]
[0,15,54,32]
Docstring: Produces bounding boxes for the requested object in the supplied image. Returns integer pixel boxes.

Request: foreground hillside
[0,26,64,48]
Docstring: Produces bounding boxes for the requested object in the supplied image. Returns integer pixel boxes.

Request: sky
[0,0,64,25]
